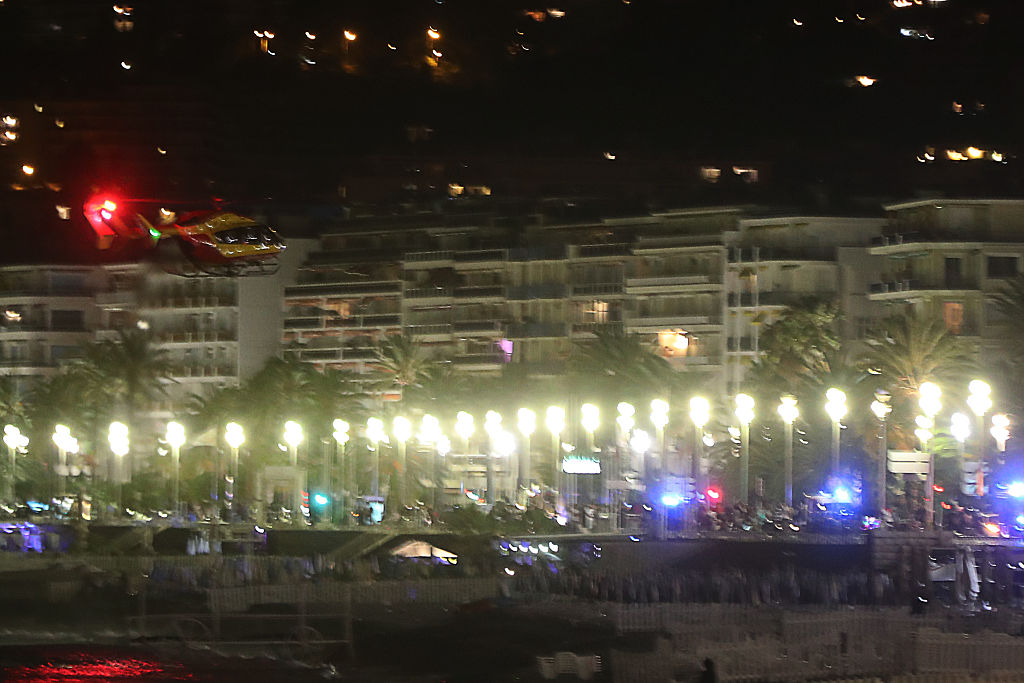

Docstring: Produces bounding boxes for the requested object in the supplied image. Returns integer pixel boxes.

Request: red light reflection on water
[6,650,194,682]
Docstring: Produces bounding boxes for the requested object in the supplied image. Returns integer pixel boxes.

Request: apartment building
[0,266,102,392]
[868,199,1024,353]
[724,216,887,392]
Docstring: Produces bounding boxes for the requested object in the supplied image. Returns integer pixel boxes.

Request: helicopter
[83,193,286,277]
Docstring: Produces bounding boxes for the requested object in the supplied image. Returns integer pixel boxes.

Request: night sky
[0,0,1021,259]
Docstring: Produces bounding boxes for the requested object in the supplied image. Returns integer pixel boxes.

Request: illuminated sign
[562,456,601,474]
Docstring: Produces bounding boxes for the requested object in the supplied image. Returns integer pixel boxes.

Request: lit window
[658,329,691,357]
[700,167,721,182]
[943,302,964,335]
[732,167,759,183]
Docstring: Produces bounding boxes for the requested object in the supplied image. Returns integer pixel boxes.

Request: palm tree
[861,312,976,448]
[372,333,433,401]
[990,274,1024,340]
[569,329,684,404]
[745,298,841,395]
[0,376,27,427]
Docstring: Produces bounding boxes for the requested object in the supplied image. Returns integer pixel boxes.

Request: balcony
[730,247,835,263]
[292,347,378,362]
[453,352,507,370]
[404,286,453,300]
[0,323,89,335]
[407,323,453,340]
[453,285,505,300]
[169,365,234,379]
[95,290,137,307]
[142,296,238,309]
[452,320,504,336]
[156,331,237,344]
[404,250,455,266]
[506,283,568,300]
[623,315,721,332]
[868,278,980,301]
[869,231,1020,255]
[453,249,508,264]
[507,322,568,338]
[625,274,721,294]
[0,358,54,368]
[571,282,625,297]
[507,246,567,261]
[729,291,811,308]
[284,314,402,330]
[576,244,631,258]
[285,280,402,298]
[571,322,623,336]
[0,287,95,299]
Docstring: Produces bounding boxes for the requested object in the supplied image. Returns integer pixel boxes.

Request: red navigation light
[706,487,721,500]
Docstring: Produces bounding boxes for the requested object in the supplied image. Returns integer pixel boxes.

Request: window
[943,302,964,334]
[591,301,609,323]
[987,256,1018,279]
[50,309,84,331]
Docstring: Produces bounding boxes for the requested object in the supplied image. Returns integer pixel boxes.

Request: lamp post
[166,421,186,517]
[52,424,73,498]
[418,414,441,510]
[967,380,993,495]
[393,416,412,511]
[951,412,970,499]
[919,381,942,527]
[332,419,350,524]
[650,399,669,477]
[484,411,502,503]
[455,412,475,455]
[108,422,129,515]
[777,395,799,508]
[283,421,304,524]
[824,388,847,472]
[224,422,244,517]
[546,406,565,497]
[689,397,711,500]
[516,408,536,496]
[3,425,27,506]
[991,414,1010,453]
[870,391,892,513]
[366,417,386,497]
[734,394,754,504]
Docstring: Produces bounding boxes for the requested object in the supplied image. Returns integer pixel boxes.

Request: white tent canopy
[390,540,457,559]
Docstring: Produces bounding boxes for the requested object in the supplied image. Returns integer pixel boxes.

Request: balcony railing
[453,285,505,299]
[506,283,567,300]
[453,352,507,367]
[169,365,234,378]
[284,314,402,330]
[729,291,813,307]
[0,359,54,367]
[293,347,378,362]
[405,286,453,299]
[285,281,402,297]
[625,315,720,328]
[454,249,508,263]
[576,244,631,258]
[0,323,89,333]
[452,320,504,334]
[405,250,455,263]
[869,278,979,294]
[626,274,719,289]
[571,282,625,296]
[507,322,568,338]
[507,246,567,261]
[407,323,453,337]
[730,247,835,263]
[144,296,238,309]
[571,322,623,335]
[157,331,237,344]
[0,287,94,298]
[727,337,757,352]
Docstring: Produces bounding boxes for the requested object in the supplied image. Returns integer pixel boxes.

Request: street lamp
[870,391,892,513]
[650,399,669,476]
[52,424,74,497]
[366,417,386,497]
[991,414,1010,453]
[616,402,635,438]
[455,411,475,454]
[3,425,27,505]
[419,415,441,508]
[824,388,847,472]
[484,411,502,503]
[393,416,412,509]
[581,403,600,452]
[777,395,799,508]
[332,419,350,524]
[282,421,304,524]
[224,422,244,515]
[968,380,993,492]
[546,406,565,493]
[690,397,711,501]
[918,382,941,527]
[517,408,536,494]
[734,394,754,504]
[108,422,129,514]
[165,421,186,517]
